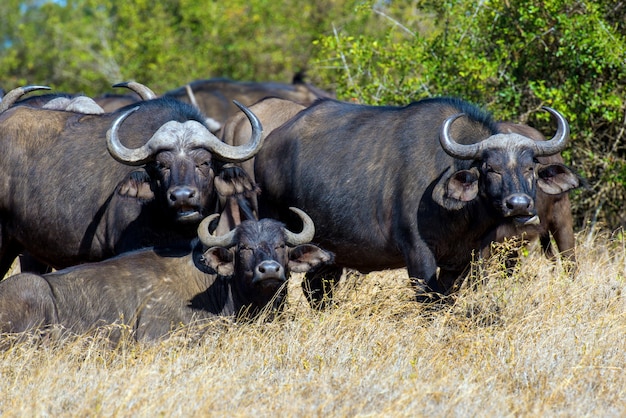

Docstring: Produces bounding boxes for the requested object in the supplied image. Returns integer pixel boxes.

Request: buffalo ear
[447,168,480,202]
[288,244,334,273]
[536,163,580,195]
[201,247,234,276]
[116,169,155,200]
[214,164,260,199]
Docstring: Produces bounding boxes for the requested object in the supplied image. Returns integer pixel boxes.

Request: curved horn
[112,81,157,100]
[0,85,51,112]
[106,106,155,165]
[194,100,264,163]
[532,106,570,156]
[197,214,238,248]
[283,207,315,246]
[439,113,482,160]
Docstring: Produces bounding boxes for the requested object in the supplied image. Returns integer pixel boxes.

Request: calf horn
[197,214,238,248]
[106,101,264,165]
[283,207,315,246]
[0,85,51,113]
[440,107,570,160]
[112,81,157,100]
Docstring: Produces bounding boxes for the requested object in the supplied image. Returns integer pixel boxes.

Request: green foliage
[0,0,348,94]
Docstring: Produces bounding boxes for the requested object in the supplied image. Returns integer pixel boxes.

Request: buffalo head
[438,107,580,225]
[106,100,263,223]
[198,207,333,314]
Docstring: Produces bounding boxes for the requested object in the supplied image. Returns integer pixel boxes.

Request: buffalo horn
[112,81,157,100]
[0,85,51,113]
[531,106,570,156]
[107,101,263,165]
[200,100,264,163]
[283,207,315,246]
[197,214,238,248]
[439,113,483,160]
[106,106,153,165]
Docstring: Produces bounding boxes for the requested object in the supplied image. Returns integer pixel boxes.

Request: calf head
[106,100,263,223]
[198,208,333,316]
[438,107,580,225]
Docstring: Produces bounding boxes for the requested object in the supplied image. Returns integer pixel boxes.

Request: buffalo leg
[437,269,466,296]
[301,264,343,310]
[405,242,442,302]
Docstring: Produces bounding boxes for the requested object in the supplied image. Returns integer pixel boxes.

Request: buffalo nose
[169,186,197,203]
[505,194,532,212]
[254,260,285,281]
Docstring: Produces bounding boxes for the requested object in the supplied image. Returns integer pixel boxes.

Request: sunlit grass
[1,229,624,417]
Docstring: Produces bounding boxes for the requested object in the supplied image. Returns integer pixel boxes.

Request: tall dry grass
[0,229,624,417]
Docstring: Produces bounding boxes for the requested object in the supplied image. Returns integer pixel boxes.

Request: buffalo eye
[156,161,170,171]
[196,161,211,169]
[275,244,286,251]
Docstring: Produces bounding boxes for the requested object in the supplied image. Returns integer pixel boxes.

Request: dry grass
[1,229,625,417]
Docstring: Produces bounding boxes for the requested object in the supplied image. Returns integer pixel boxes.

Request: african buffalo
[0,85,263,278]
[164,73,333,129]
[0,208,333,341]
[254,97,581,305]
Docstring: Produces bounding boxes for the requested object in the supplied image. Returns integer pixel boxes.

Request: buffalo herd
[0,76,582,341]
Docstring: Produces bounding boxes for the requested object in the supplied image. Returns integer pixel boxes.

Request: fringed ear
[288,244,334,273]
[447,168,480,201]
[214,164,260,199]
[201,247,234,276]
[432,167,480,210]
[536,163,581,195]
[116,169,155,200]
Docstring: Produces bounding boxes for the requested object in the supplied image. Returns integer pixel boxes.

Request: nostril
[506,194,532,210]
[169,187,196,202]
[256,261,282,276]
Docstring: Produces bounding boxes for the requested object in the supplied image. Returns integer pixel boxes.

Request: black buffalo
[0,208,333,341]
[164,73,333,130]
[0,85,263,278]
[254,97,581,305]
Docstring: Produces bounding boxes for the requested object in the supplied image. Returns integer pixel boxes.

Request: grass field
[0,229,624,417]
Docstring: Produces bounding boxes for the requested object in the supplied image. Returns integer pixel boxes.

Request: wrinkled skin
[254,98,581,306]
[0,96,259,278]
[0,216,333,342]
